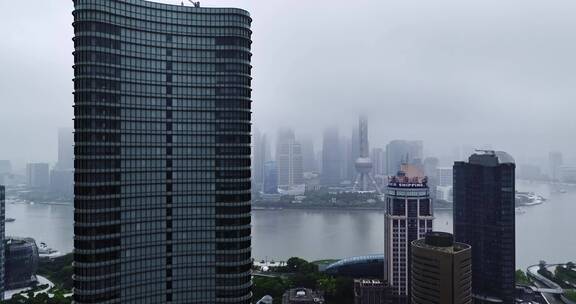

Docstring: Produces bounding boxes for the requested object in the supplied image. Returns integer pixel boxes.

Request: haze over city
[2,0,576,168]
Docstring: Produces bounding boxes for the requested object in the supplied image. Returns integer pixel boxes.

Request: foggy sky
[1,0,575,169]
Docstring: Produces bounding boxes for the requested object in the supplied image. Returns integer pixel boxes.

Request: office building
[411,232,472,304]
[384,164,433,300]
[57,127,74,170]
[354,279,392,304]
[321,127,342,186]
[276,129,304,187]
[549,151,563,182]
[4,237,39,290]
[385,140,423,176]
[262,161,279,194]
[454,151,516,304]
[0,186,4,299]
[25,163,50,190]
[73,1,253,303]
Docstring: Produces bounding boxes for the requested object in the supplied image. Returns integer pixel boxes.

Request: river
[4,181,575,270]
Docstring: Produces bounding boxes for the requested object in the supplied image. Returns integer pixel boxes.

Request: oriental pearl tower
[352,115,382,194]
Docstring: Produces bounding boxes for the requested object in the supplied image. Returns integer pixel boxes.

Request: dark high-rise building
[72,1,252,303]
[411,232,472,304]
[384,164,433,301]
[321,127,342,186]
[0,186,4,299]
[454,151,516,304]
[4,237,39,290]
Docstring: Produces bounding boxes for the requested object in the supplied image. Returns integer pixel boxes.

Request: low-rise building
[354,279,392,304]
[282,288,324,304]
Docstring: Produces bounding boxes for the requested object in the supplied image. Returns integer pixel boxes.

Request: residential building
[72,1,253,303]
[25,163,50,190]
[384,164,433,301]
[411,232,472,304]
[454,151,516,304]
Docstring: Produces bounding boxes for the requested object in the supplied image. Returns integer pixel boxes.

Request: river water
[5,181,575,270]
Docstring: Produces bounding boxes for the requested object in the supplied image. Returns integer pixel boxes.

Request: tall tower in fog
[72,1,253,303]
[454,151,516,304]
[276,129,304,187]
[352,116,380,193]
[321,127,342,186]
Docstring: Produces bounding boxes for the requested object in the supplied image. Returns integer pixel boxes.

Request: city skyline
[3,0,576,167]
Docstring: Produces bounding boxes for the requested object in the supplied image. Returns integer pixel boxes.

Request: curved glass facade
[4,237,39,290]
[72,0,252,303]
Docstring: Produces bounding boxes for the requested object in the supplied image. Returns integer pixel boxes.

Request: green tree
[515,269,530,285]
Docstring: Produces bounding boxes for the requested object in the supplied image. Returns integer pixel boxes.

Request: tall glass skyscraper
[72,1,252,303]
[453,151,516,304]
[384,164,433,302]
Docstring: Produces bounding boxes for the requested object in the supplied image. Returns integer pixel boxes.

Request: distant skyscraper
[385,164,433,300]
[352,116,380,193]
[262,161,279,194]
[276,129,304,187]
[549,151,563,182]
[385,140,423,176]
[253,128,269,186]
[346,126,360,181]
[301,138,317,173]
[454,151,516,304]
[321,127,342,186]
[26,163,50,190]
[411,232,472,304]
[57,128,74,170]
[72,1,253,303]
[0,186,5,299]
[436,167,453,187]
[371,148,385,176]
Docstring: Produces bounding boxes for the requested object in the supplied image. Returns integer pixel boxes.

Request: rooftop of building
[283,288,324,303]
[354,279,387,287]
[465,150,515,166]
[412,232,470,254]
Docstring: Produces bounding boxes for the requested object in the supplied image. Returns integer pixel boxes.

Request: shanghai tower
[72,0,253,303]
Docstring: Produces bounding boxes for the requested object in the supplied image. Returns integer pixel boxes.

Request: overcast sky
[1,0,575,169]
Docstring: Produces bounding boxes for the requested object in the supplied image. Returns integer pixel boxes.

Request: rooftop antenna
[188,0,201,7]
